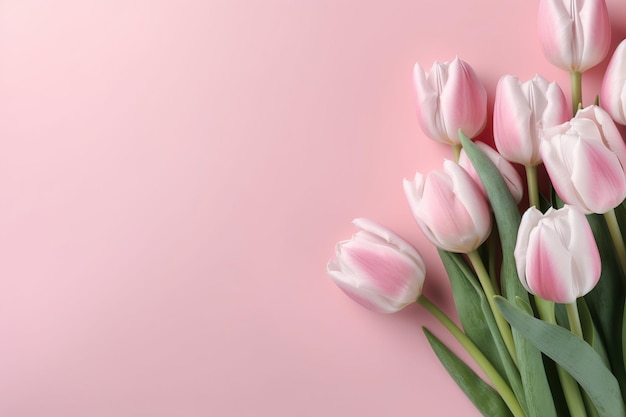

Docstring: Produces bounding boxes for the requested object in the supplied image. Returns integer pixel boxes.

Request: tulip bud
[327,218,426,314]
[515,205,601,303]
[541,106,626,214]
[404,160,492,253]
[601,39,626,125]
[413,57,487,145]
[458,142,524,204]
[537,0,611,73]
[493,75,568,166]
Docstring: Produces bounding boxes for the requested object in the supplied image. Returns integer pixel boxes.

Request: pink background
[1,1,625,416]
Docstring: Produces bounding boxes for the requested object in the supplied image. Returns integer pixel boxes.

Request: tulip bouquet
[327,0,626,416]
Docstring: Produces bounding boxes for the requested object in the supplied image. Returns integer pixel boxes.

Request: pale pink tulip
[537,0,611,72]
[327,218,426,314]
[574,106,626,167]
[458,142,524,203]
[515,205,601,303]
[404,160,492,253]
[601,39,626,125]
[541,107,626,213]
[493,75,568,166]
[413,57,487,145]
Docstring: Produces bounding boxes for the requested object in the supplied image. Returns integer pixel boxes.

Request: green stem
[557,367,589,417]
[467,250,518,366]
[570,71,582,116]
[525,165,540,209]
[566,299,597,415]
[603,209,626,373]
[452,143,462,163]
[536,297,588,417]
[566,302,583,339]
[417,296,526,417]
[604,208,626,277]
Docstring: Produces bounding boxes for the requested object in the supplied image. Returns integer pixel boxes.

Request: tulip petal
[538,0,610,72]
[515,205,600,303]
[601,40,626,124]
[494,75,568,166]
[515,207,546,290]
[571,138,626,213]
[352,218,426,271]
[327,218,426,314]
[525,224,578,303]
[563,207,602,294]
[538,0,575,71]
[541,135,590,212]
[578,0,611,71]
[442,58,487,140]
[494,76,536,165]
[414,63,448,143]
[444,160,492,244]
[338,242,418,299]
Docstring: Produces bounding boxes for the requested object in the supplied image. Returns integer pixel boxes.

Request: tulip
[514,205,601,303]
[537,0,611,73]
[541,106,626,214]
[493,75,568,166]
[404,160,492,253]
[458,141,524,203]
[413,57,487,145]
[601,39,626,125]
[327,218,426,313]
[575,105,626,166]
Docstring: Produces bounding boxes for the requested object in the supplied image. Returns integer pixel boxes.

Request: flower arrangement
[327,0,626,416]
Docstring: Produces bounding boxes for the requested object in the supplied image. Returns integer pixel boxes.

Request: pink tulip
[515,205,600,303]
[601,39,626,125]
[458,142,524,203]
[413,57,487,145]
[537,0,611,72]
[327,218,426,314]
[404,160,492,253]
[541,106,626,214]
[493,75,568,166]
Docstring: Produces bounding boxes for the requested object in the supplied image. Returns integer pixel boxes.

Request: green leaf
[496,296,626,417]
[439,250,527,412]
[438,251,504,374]
[459,133,522,302]
[584,212,626,398]
[578,297,595,347]
[510,298,558,417]
[423,327,513,417]
[460,133,556,417]
[440,250,529,412]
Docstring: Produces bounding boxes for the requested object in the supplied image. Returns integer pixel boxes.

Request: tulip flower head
[601,39,626,125]
[404,160,492,253]
[458,141,524,203]
[413,57,487,145]
[327,218,426,314]
[493,75,569,166]
[515,205,601,304]
[537,0,611,73]
[541,105,626,214]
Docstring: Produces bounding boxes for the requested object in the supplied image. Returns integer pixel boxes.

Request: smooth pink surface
[1,1,625,416]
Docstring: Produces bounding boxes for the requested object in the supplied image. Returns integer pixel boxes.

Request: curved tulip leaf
[578,298,595,347]
[460,132,523,301]
[496,296,626,417]
[423,327,513,417]
[460,132,557,417]
[554,300,596,348]
[584,212,626,397]
[439,249,526,411]
[439,251,505,374]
